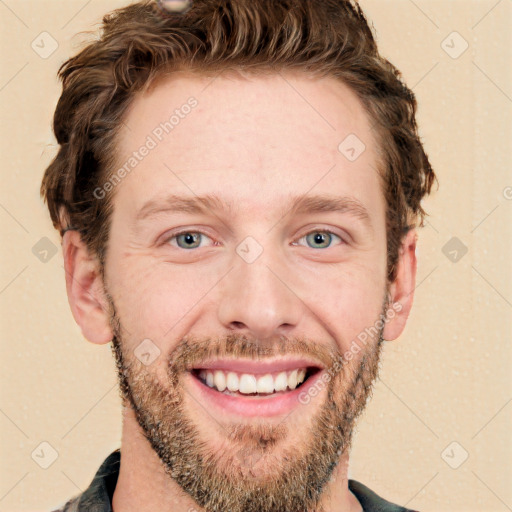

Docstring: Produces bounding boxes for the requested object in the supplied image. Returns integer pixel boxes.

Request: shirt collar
[73,449,417,512]
[75,448,120,512]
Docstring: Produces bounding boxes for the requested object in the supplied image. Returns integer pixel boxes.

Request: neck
[112,406,362,512]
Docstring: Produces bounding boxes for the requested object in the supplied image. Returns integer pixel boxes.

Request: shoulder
[50,449,121,512]
[50,495,81,512]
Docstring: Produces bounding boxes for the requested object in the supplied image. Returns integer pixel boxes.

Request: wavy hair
[41,0,436,281]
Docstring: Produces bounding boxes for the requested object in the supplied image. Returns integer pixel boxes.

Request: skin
[63,70,417,512]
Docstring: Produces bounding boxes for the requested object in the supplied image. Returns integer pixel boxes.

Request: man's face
[103,70,391,512]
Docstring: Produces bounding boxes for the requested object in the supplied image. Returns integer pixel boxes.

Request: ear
[62,230,113,345]
[382,228,418,342]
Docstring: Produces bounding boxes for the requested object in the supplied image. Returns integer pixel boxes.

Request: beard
[107,292,388,512]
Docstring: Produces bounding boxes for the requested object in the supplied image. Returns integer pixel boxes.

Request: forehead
[112,69,384,223]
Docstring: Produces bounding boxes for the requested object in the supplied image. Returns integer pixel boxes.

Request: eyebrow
[135,193,373,230]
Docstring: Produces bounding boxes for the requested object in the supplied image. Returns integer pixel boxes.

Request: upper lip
[190,358,325,374]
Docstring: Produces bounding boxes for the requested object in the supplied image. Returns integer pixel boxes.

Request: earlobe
[382,229,418,342]
[62,230,113,345]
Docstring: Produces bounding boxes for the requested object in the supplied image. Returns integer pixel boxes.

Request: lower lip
[187,369,325,418]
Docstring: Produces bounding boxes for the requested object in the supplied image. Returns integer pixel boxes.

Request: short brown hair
[41,0,436,281]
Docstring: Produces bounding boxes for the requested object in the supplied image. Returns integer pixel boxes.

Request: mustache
[106,292,339,372]
[166,333,339,375]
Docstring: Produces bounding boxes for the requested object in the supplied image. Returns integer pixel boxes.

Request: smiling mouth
[191,367,321,398]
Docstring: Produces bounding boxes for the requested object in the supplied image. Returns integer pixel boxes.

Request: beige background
[1,0,511,510]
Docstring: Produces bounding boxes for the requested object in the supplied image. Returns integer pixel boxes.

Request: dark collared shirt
[51,449,419,512]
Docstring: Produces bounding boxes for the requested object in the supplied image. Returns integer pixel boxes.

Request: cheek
[108,255,222,344]
[303,259,387,352]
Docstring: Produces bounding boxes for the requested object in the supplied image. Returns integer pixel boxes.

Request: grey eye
[300,231,342,249]
[176,232,202,249]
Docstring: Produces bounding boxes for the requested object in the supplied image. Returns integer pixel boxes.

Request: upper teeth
[198,368,308,394]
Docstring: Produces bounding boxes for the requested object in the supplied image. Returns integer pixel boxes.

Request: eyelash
[162,229,346,250]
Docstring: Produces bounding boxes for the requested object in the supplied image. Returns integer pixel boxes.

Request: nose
[216,249,303,341]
